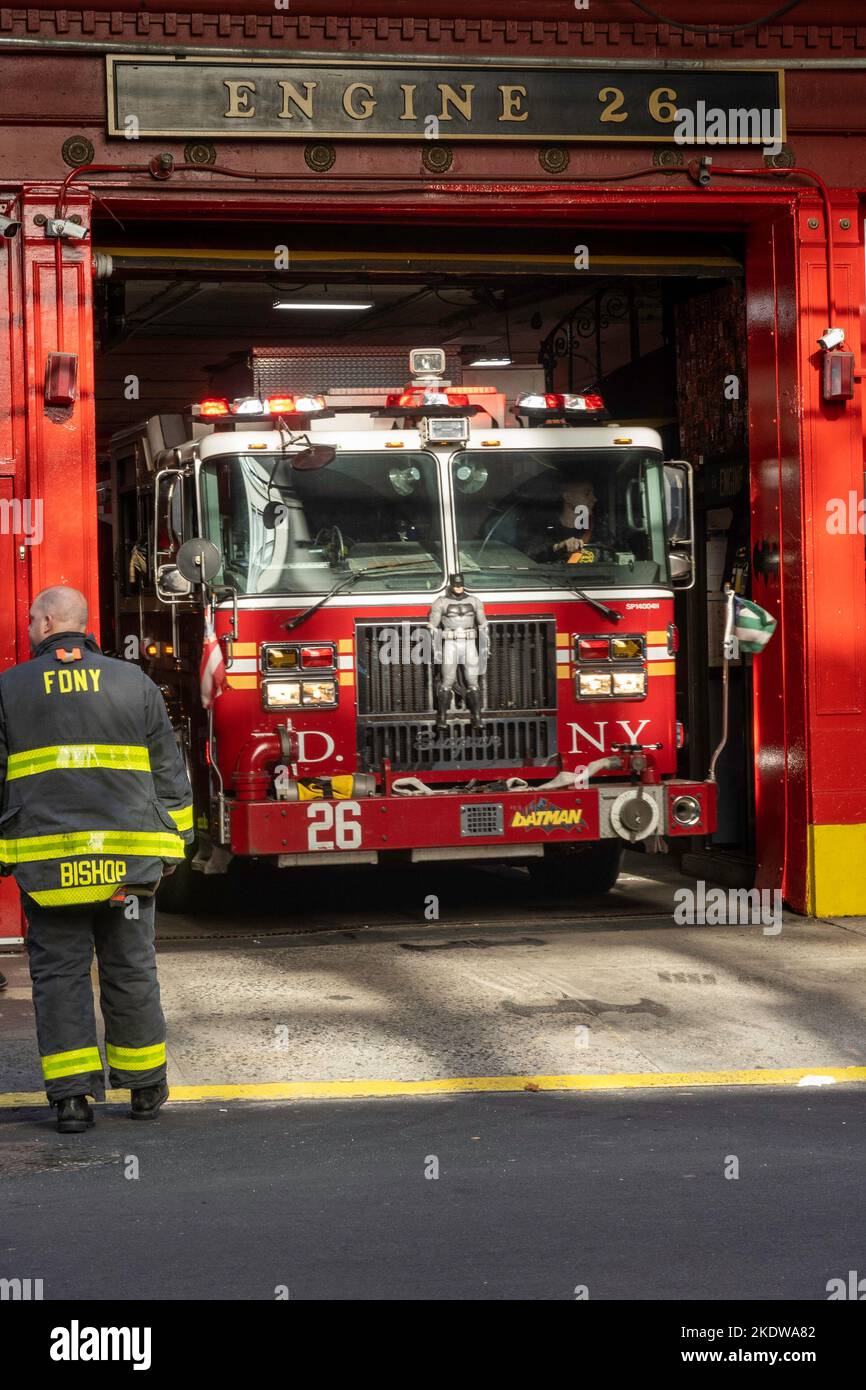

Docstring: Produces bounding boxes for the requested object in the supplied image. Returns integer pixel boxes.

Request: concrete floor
[2,856,866,1099]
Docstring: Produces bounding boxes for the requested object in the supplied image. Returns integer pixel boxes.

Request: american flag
[199,603,227,708]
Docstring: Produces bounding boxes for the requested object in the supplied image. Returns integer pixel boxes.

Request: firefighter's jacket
[0,632,194,907]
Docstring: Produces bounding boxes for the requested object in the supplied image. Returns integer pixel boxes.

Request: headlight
[263,679,337,709]
[612,670,646,697]
[578,670,612,697]
[264,681,302,708]
[577,668,646,698]
[301,679,337,705]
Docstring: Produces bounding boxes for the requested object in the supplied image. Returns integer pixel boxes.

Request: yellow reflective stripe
[6,744,151,781]
[30,885,120,907]
[106,1041,166,1071]
[41,1046,102,1080]
[0,830,184,863]
[168,805,194,833]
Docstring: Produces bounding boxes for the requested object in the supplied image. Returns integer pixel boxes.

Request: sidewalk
[3,857,866,1107]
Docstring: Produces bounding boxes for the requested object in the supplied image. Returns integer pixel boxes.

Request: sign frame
[105,53,786,145]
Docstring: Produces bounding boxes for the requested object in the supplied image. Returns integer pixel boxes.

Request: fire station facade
[1,1,865,929]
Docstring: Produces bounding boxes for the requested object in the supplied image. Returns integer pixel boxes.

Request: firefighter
[0,586,194,1133]
[525,479,613,563]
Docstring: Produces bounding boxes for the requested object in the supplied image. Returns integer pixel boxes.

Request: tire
[529,841,624,897]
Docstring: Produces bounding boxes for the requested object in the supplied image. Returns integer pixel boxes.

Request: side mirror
[669,552,693,584]
[292,444,336,471]
[156,564,192,601]
[664,460,695,590]
[625,477,647,533]
[176,537,222,585]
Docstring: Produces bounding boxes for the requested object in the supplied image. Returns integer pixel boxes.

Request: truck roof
[195,423,665,460]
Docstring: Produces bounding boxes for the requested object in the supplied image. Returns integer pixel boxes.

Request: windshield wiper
[284,562,438,634]
[562,581,622,623]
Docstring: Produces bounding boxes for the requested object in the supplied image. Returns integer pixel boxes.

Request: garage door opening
[91,213,754,916]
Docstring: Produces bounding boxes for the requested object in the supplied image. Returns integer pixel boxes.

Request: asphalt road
[2,1086,864,1301]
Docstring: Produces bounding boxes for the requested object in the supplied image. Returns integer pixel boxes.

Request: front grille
[357,622,435,716]
[483,618,556,711]
[356,617,556,717]
[358,716,556,771]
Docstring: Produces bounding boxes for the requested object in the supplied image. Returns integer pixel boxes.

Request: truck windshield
[199,451,444,595]
[451,447,670,589]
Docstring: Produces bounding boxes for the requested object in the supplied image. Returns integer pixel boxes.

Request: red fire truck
[106,348,715,910]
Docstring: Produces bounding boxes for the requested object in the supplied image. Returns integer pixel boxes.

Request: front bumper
[227,780,716,862]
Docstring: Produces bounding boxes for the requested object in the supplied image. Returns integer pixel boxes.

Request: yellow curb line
[2,1066,866,1108]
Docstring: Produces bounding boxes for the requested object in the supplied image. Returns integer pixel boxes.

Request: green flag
[733,596,777,654]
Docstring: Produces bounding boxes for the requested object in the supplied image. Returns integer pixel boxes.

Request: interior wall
[674,280,754,868]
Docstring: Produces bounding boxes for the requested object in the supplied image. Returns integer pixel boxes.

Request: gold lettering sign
[277,80,317,120]
[107,57,785,145]
[223,80,256,120]
[499,85,529,123]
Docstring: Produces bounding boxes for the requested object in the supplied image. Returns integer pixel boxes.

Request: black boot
[435,683,452,733]
[0,970,7,991]
[55,1095,94,1134]
[464,685,484,732]
[130,1081,169,1121]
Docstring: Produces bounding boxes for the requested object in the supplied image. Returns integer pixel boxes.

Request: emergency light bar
[386,386,470,409]
[192,395,327,420]
[514,391,608,421]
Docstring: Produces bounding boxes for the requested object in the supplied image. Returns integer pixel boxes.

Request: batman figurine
[429,573,488,732]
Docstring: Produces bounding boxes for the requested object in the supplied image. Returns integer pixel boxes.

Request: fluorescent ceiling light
[272,300,374,311]
[469,356,513,367]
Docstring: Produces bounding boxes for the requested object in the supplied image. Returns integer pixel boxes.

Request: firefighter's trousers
[23,894,166,1104]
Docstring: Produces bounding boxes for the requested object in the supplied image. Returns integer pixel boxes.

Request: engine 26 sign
[106,56,784,144]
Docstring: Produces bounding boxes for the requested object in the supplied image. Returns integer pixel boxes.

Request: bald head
[29,586,88,653]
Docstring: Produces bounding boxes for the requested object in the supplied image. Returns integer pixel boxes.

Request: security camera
[0,213,20,238]
[818,327,845,351]
[45,217,88,242]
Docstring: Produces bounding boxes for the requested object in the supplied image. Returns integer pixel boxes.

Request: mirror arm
[211,584,239,666]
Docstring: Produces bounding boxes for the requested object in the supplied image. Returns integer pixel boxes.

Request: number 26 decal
[306,800,363,850]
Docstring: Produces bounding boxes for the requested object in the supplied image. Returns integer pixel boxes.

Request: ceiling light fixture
[468,296,514,369]
[272,300,375,311]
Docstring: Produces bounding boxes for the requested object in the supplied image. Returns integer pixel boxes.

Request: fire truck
[105,348,715,911]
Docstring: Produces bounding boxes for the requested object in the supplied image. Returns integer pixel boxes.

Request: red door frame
[1,178,863,930]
